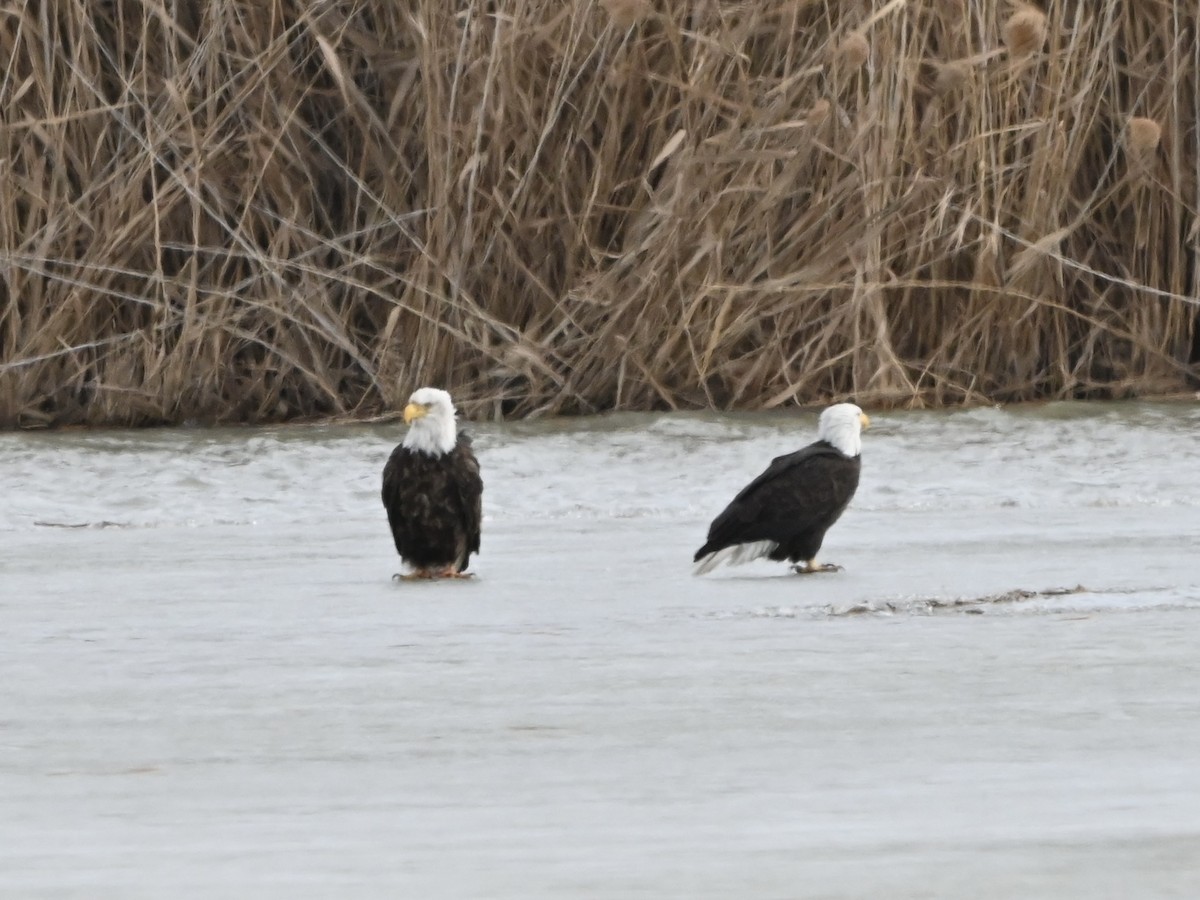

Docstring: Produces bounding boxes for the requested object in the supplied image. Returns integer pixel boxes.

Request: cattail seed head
[933,60,970,96]
[600,0,651,28]
[837,32,870,69]
[1126,116,1162,173]
[1127,117,1162,155]
[1003,5,1047,58]
[936,0,967,27]
[806,99,831,128]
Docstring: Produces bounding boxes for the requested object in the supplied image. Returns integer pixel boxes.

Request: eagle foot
[393,568,474,582]
[394,570,438,581]
[792,562,844,575]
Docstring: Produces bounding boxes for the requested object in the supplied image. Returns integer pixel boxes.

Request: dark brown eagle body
[381,434,482,573]
[693,440,861,568]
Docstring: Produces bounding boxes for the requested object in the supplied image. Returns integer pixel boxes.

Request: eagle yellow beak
[403,403,427,424]
[859,412,871,429]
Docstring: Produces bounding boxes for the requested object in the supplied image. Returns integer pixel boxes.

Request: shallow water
[2,400,1200,898]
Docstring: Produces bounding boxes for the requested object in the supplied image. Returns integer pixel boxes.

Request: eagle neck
[823,429,861,458]
[403,418,457,456]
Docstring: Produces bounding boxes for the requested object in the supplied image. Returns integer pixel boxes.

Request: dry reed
[1,0,1197,427]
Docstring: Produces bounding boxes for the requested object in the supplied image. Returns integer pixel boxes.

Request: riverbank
[3,1,1197,427]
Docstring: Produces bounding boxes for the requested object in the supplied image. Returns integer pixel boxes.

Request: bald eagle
[693,403,870,575]
[382,387,482,580]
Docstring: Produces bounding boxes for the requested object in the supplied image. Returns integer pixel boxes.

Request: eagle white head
[818,403,870,458]
[402,387,458,456]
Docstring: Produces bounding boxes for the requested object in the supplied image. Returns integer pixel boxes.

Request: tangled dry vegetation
[1,0,1198,426]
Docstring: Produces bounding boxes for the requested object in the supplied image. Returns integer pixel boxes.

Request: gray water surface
[2,401,1199,898]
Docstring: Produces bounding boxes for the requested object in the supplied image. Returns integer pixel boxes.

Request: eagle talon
[396,569,438,581]
[394,567,473,582]
[792,562,844,574]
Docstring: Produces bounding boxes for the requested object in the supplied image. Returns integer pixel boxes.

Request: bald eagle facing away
[693,403,870,575]
[382,387,482,580]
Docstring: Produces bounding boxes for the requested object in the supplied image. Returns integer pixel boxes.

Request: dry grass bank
[1,0,1198,427]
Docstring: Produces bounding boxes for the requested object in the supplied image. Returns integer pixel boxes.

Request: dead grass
[1,0,1197,426]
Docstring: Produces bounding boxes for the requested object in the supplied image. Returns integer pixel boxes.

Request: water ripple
[2,400,1198,531]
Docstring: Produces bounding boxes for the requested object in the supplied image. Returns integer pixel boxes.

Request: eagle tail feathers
[692,540,779,575]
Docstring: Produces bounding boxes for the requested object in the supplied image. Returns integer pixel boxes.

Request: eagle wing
[452,433,483,556]
[381,434,483,566]
[702,442,853,549]
[381,447,413,558]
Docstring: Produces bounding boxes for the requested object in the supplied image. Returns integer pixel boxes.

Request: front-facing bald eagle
[382,387,482,580]
[693,403,870,575]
